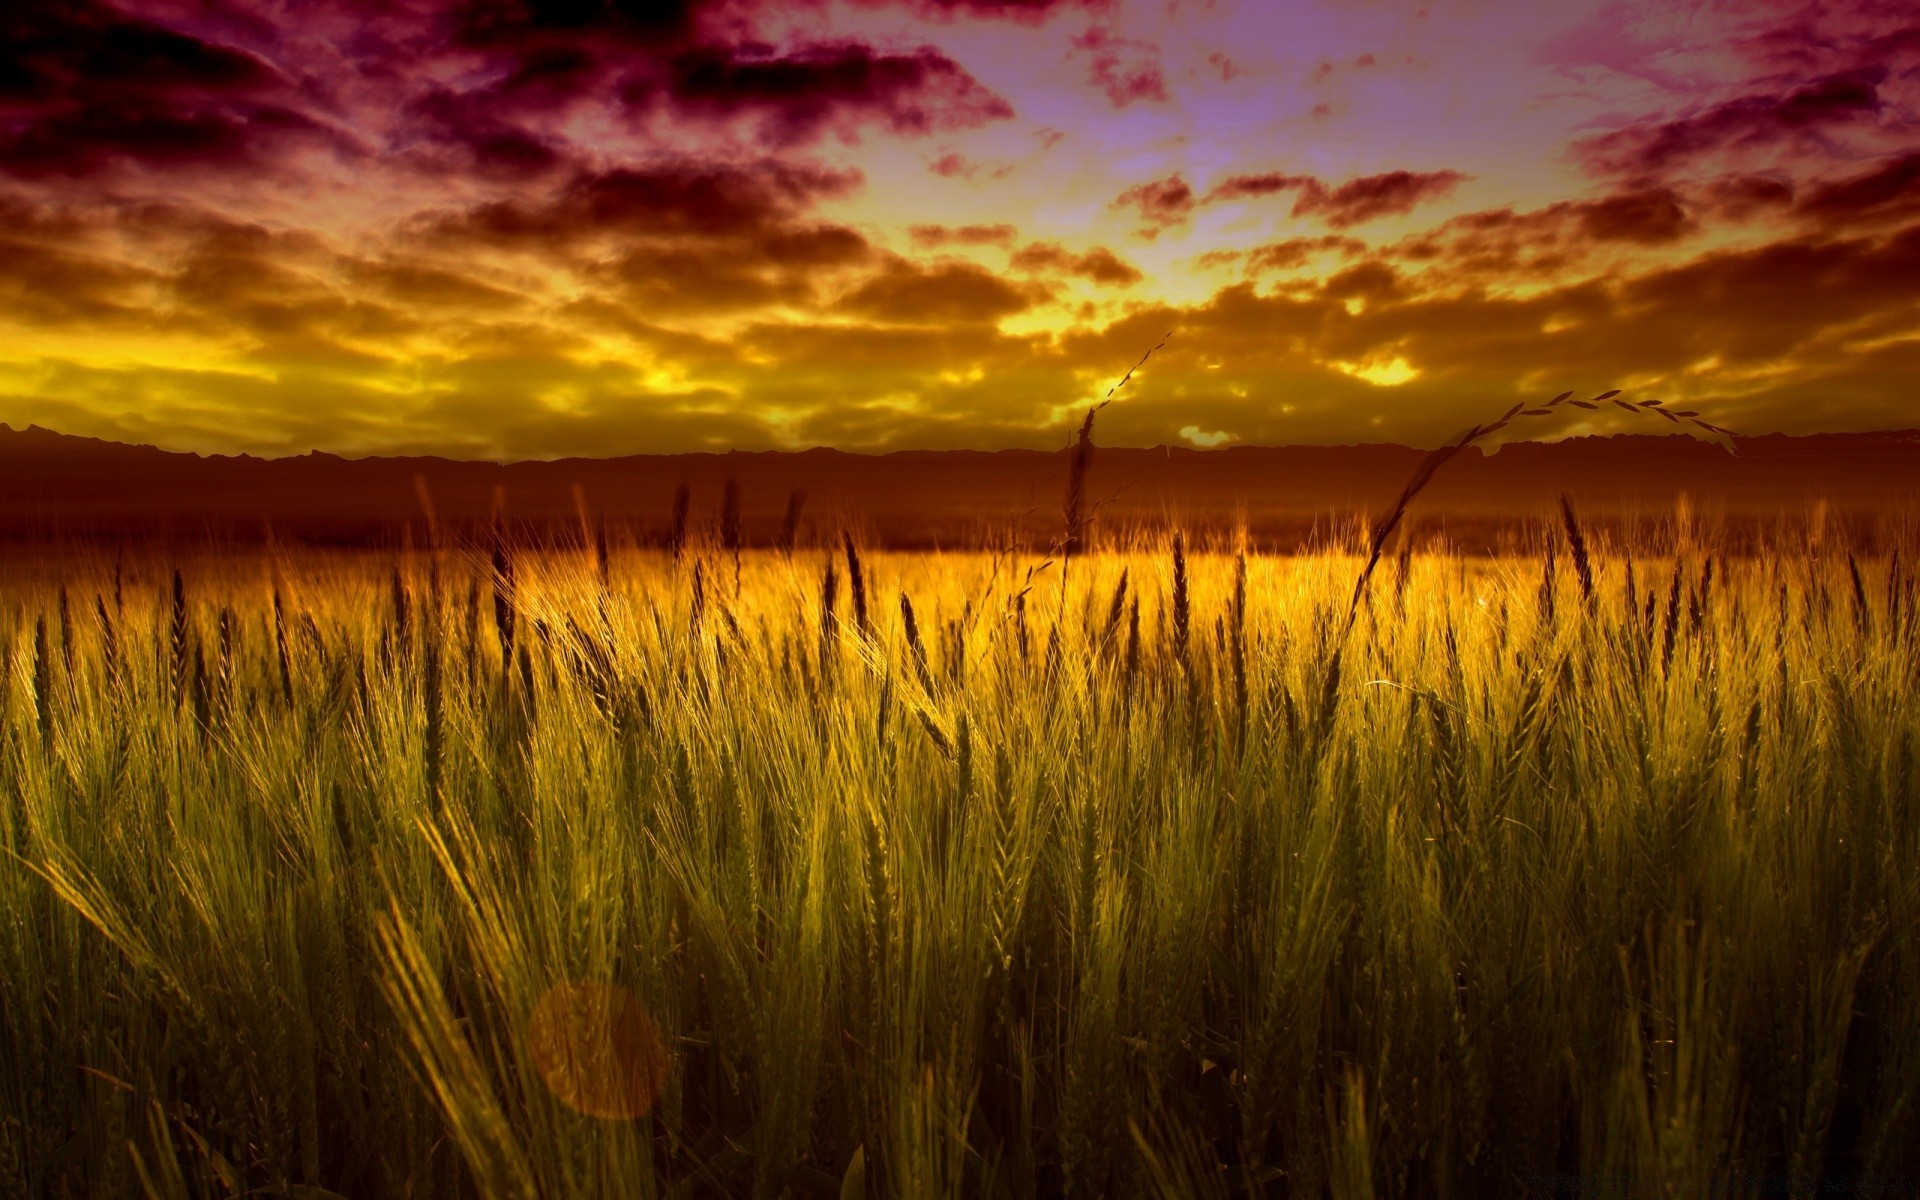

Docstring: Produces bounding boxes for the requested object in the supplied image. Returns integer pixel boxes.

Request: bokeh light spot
[527,982,668,1120]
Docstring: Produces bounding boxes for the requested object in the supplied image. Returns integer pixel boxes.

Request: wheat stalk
[668,482,691,563]
[1344,388,1735,629]
[843,533,871,637]
[1061,331,1172,572]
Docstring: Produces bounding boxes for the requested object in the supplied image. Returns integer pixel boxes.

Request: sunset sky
[3,0,1917,459]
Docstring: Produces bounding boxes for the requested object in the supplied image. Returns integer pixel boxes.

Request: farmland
[3,518,1917,1197]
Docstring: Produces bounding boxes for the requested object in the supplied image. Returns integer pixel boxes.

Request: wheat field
[3,515,1917,1197]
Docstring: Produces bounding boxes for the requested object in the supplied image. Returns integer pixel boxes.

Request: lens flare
[527,982,668,1120]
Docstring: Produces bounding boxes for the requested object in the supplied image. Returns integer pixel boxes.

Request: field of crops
[3,516,1917,1197]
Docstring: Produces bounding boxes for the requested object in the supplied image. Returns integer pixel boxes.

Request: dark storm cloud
[592,224,872,315]
[1573,68,1887,181]
[0,0,1027,194]
[418,159,878,317]
[1795,150,1920,227]
[0,1,347,179]
[446,0,709,52]
[427,160,863,247]
[440,0,1023,150]
[403,87,566,180]
[634,41,1013,144]
[855,0,1112,21]
[1569,187,1694,244]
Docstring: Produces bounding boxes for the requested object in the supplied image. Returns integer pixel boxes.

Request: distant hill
[2,424,1915,549]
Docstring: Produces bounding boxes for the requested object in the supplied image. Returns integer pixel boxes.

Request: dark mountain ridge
[3,424,1914,549]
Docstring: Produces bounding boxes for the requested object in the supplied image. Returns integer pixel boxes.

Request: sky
[2,0,1917,459]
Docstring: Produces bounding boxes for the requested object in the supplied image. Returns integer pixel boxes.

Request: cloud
[1381,186,1702,285]
[1112,174,1195,236]
[1240,235,1367,274]
[863,0,1114,23]
[1069,223,1920,450]
[1294,170,1468,227]
[425,160,864,247]
[1569,187,1694,245]
[1795,150,1920,227]
[929,151,980,178]
[403,87,565,180]
[633,41,1015,145]
[1725,2,1920,82]
[1070,27,1167,108]
[1205,172,1313,202]
[1573,68,1887,181]
[444,1,1023,151]
[446,0,708,52]
[0,2,347,180]
[0,203,165,328]
[592,237,861,315]
[1700,174,1796,221]
[1201,168,1468,228]
[417,160,877,316]
[1009,241,1141,285]
[7,0,1920,459]
[836,258,1042,324]
[909,223,1017,246]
